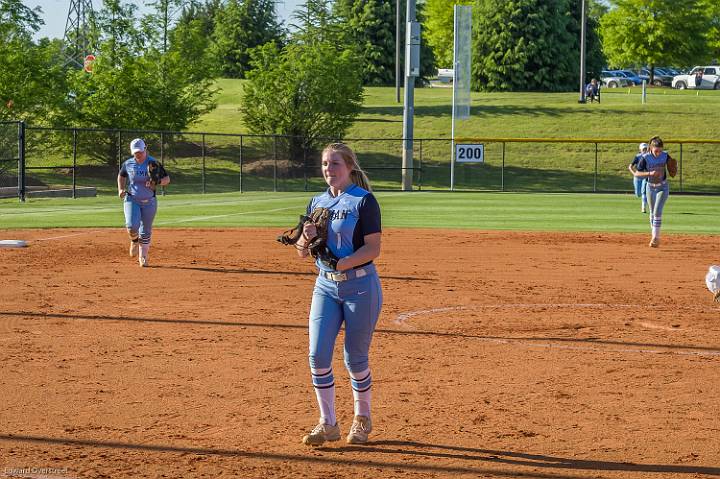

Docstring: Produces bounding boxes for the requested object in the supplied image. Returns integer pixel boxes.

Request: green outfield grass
[0,191,718,234]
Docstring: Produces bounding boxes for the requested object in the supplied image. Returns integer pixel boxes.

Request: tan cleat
[649,237,660,248]
[302,422,341,446]
[129,240,139,257]
[346,415,372,444]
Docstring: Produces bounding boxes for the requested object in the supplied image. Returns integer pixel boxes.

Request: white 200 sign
[455,143,484,163]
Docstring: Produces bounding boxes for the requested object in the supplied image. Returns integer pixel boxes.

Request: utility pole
[62,0,96,69]
[402,0,420,191]
[396,0,401,103]
[578,0,587,103]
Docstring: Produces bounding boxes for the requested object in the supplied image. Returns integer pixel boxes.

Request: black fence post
[303,146,308,192]
[273,135,278,193]
[593,142,598,192]
[239,135,244,193]
[159,132,166,196]
[679,143,683,193]
[201,133,206,194]
[18,121,25,202]
[418,139,423,191]
[117,131,122,169]
[501,142,505,192]
[72,128,77,199]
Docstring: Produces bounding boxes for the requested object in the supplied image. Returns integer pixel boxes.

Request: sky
[25,0,303,40]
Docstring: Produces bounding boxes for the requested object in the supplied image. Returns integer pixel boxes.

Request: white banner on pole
[453,5,472,120]
[451,4,473,190]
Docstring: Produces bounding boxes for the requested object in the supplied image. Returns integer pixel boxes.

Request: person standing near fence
[628,142,649,213]
[117,138,170,266]
[634,136,676,247]
[294,143,383,446]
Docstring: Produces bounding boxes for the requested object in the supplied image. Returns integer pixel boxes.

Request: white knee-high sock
[311,367,336,425]
[349,367,372,417]
[652,216,661,238]
[139,233,151,258]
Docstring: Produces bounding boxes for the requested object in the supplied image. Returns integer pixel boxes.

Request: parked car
[614,70,643,85]
[436,68,454,83]
[633,69,650,84]
[637,68,673,86]
[672,66,720,90]
[600,70,633,88]
[656,67,679,77]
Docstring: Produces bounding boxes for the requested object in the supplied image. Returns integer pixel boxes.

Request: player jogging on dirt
[117,138,170,266]
[635,136,675,248]
[628,142,649,213]
[294,143,383,447]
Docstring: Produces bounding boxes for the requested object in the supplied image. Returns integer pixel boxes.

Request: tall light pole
[578,0,587,103]
[402,0,420,191]
[396,0,401,103]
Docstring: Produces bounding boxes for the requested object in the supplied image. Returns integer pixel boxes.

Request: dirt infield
[1,228,719,479]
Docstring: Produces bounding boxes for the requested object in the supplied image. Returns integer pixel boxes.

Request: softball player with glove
[628,142,649,213]
[635,136,674,248]
[295,143,382,446]
[117,138,170,266]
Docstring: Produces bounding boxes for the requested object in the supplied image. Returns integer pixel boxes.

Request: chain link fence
[2,123,719,200]
[0,121,23,200]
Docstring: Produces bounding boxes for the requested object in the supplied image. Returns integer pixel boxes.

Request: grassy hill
[184,80,720,193]
[195,78,720,141]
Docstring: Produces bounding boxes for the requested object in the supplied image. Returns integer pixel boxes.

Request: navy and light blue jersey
[307,183,381,271]
[119,156,160,201]
[637,151,668,182]
[630,153,646,170]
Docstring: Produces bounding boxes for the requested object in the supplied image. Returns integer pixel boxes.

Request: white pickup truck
[437,68,454,83]
[672,66,720,90]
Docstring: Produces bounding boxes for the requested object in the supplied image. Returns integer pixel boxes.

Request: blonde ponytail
[349,169,371,192]
[322,143,372,192]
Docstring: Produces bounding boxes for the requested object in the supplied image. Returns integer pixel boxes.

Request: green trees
[599,0,709,74]
[242,0,363,163]
[212,0,284,78]
[472,0,578,91]
[63,0,218,164]
[0,1,67,123]
[169,1,220,82]
[704,0,720,62]
[422,0,473,69]
[64,0,216,131]
[334,0,395,85]
[569,0,606,82]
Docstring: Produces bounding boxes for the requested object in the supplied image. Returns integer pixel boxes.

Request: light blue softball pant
[123,196,157,240]
[645,181,669,217]
[308,265,383,374]
[633,177,647,203]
